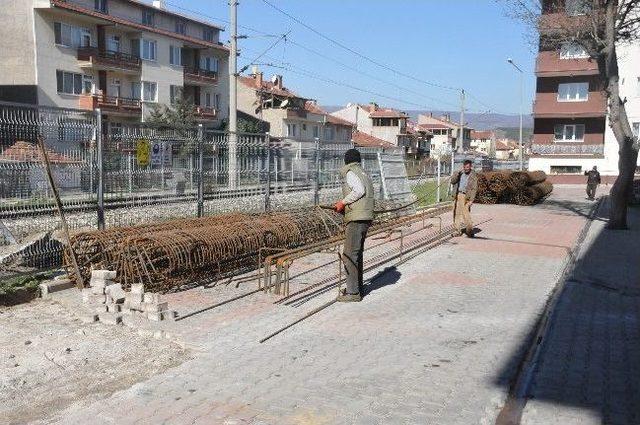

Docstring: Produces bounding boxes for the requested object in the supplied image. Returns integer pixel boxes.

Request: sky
[172,0,537,116]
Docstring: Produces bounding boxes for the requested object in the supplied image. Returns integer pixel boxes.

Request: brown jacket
[450,170,478,202]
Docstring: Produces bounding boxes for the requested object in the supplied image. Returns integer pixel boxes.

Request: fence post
[437,156,441,203]
[96,109,105,230]
[313,137,320,205]
[264,133,271,212]
[197,124,204,217]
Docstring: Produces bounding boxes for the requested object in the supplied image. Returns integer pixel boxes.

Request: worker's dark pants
[586,183,598,200]
[343,220,371,295]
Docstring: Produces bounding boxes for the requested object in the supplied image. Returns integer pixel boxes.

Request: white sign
[151,142,172,167]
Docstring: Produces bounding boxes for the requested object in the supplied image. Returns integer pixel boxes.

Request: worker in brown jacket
[450,159,478,237]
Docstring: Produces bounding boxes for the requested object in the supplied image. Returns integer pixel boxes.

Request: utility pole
[228,0,238,188]
[459,89,465,153]
[507,58,524,171]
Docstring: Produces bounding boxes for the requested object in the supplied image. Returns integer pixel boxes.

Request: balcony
[533,91,606,118]
[193,106,217,120]
[79,94,142,116]
[77,47,141,73]
[183,67,218,85]
[530,143,604,157]
[536,51,599,77]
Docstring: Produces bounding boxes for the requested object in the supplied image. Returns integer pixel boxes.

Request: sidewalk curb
[495,196,604,425]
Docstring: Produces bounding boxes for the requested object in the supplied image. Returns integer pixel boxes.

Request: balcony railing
[184,67,218,84]
[77,47,141,71]
[531,143,604,156]
[79,94,142,114]
[194,106,217,119]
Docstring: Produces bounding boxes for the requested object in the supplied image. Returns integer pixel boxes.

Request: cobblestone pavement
[522,197,640,425]
[21,187,596,425]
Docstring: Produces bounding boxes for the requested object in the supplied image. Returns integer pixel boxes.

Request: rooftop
[352,131,394,148]
[238,74,303,99]
[0,141,83,164]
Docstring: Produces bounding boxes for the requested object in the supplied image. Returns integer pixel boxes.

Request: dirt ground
[0,298,189,424]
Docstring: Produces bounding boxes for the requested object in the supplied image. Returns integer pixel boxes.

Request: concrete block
[91,270,117,281]
[80,314,99,324]
[91,285,105,295]
[147,311,162,322]
[144,302,168,313]
[121,307,133,315]
[161,310,177,321]
[107,285,126,303]
[39,279,74,298]
[107,304,122,313]
[126,292,144,304]
[153,330,166,339]
[143,293,160,304]
[130,283,145,294]
[95,304,108,313]
[98,313,122,325]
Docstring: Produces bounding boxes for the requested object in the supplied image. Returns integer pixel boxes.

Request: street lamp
[507,58,524,171]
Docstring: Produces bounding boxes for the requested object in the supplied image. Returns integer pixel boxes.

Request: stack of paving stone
[81,270,176,325]
[123,283,177,322]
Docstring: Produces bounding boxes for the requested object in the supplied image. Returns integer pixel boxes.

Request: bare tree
[501,0,640,229]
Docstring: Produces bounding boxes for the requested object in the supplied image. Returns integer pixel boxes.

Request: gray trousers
[342,220,371,295]
[586,183,598,199]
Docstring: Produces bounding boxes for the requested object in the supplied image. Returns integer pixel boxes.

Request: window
[565,0,591,16]
[142,9,154,26]
[550,165,582,174]
[312,125,319,138]
[131,82,141,100]
[302,123,307,132]
[54,23,91,48]
[214,94,220,109]
[633,122,640,138]
[558,82,589,102]
[286,123,297,137]
[324,126,334,140]
[56,70,92,95]
[169,46,182,66]
[141,39,157,61]
[107,35,120,53]
[170,85,182,104]
[200,57,219,72]
[560,42,589,59]
[142,81,157,102]
[205,92,212,107]
[95,0,108,13]
[554,124,585,141]
[203,28,215,42]
[175,20,187,35]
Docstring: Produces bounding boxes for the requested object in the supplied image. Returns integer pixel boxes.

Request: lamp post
[507,58,524,171]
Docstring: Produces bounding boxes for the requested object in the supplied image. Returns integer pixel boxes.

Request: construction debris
[81,269,175,324]
[476,171,553,206]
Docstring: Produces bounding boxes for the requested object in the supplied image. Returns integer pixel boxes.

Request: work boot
[466,227,474,238]
[337,288,362,302]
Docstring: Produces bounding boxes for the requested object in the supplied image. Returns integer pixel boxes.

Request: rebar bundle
[476,170,553,206]
[67,208,344,292]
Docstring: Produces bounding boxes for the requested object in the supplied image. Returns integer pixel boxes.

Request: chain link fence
[1,102,401,276]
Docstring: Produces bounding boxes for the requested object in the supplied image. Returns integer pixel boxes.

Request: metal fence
[0,102,390,274]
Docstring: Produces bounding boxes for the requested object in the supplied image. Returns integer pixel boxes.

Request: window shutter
[73,74,82,95]
[54,23,62,45]
[56,70,63,93]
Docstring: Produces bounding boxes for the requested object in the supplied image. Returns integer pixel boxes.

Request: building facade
[417,113,472,155]
[331,103,412,149]
[0,0,229,130]
[529,0,640,175]
[237,71,353,144]
[469,130,497,157]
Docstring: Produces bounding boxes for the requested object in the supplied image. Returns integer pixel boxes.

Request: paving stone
[131,283,145,294]
[91,270,117,281]
[98,313,122,326]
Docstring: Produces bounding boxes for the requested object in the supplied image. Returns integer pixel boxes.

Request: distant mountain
[322,106,533,131]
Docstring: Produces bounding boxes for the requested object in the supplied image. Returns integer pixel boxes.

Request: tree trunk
[599,0,639,229]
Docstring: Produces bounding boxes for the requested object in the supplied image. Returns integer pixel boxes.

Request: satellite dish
[280,99,290,109]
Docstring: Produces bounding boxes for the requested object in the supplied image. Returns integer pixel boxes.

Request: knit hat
[344,148,361,165]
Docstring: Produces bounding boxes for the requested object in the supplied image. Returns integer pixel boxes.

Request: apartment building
[331,103,412,148]
[237,70,353,143]
[417,113,472,155]
[529,0,640,175]
[0,0,229,130]
[470,130,496,157]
